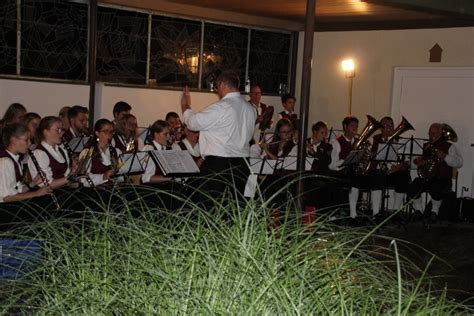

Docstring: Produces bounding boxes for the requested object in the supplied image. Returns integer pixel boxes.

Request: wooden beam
[88,0,98,127]
[365,0,474,18]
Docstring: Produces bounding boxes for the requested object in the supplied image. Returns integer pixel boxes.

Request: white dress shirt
[171,138,200,157]
[79,146,123,186]
[183,92,257,158]
[329,136,355,171]
[141,140,166,183]
[444,143,463,168]
[27,141,71,184]
[0,150,24,202]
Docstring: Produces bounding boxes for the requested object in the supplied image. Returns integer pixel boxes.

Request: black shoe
[428,211,438,223]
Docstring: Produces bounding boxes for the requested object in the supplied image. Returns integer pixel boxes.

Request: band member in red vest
[80,119,123,187]
[278,94,297,126]
[0,123,48,202]
[307,121,332,174]
[62,105,89,142]
[112,113,143,153]
[260,118,296,159]
[27,116,75,189]
[165,112,184,145]
[0,103,27,150]
[112,101,132,125]
[172,125,203,168]
[141,120,172,184]
[407,123,463,220]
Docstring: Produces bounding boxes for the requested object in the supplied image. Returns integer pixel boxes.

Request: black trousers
[407,177,451,201]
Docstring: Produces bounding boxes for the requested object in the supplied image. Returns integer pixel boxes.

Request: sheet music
[117,151,149,175]
[153,150,200,175]
[249,158,277,175]
[137,127,149,144]
[281,156,314,171]
[68,136,91,153]
[397,138,424,155]
[375,143,401,161]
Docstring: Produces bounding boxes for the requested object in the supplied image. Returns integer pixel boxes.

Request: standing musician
[278,94,298,126]
[0,123,48,202]
[141,120,172,184]
[79,119,123,187]
[62,105,89,142]
[407,123,463,219]
[181,70,256,198]
[112,101,132,125]
[172,125,203,168]
[307,121,332,174]
[249,84,272,143]
[27,116,75,189]
[165,112,184,145]
[112,113,143,153]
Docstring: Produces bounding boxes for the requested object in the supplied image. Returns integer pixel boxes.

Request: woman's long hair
[269,118,295,157]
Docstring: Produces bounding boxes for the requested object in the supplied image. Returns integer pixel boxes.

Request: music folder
[68,135,91,154]
[150,150,200,176]
[116,151,149,176]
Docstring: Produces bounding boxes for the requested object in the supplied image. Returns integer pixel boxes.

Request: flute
[27,149,61,210]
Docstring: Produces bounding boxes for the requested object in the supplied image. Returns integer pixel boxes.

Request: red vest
[36,144,68,179]
[307,140,332,174]
[90,146,117,175]
[0,150,22,183]
[279,111,298,126]
[423,141,453,179]
[337,135,353,160]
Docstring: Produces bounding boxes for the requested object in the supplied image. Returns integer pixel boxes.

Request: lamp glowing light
[341,59,356,115]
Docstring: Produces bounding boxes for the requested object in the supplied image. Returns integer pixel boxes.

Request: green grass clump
[0,185,471,314]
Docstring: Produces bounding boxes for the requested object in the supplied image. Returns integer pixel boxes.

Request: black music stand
[280,156,315,171]
[245,158,279,197]
[117,151,149,176]
[68,135,91,154]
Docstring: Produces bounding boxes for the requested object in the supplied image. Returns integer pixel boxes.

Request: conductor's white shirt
[183,92,257,158]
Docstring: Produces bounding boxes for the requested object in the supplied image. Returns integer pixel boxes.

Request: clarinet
[61,136,77,162]
[27,149,61,210]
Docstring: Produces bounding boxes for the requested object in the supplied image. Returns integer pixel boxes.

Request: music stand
[68,135,91,154]
[116,151,149,176]
[137,126,150,144]
[245,158,279,198]
[375,142,402,165]
[149,150,200,177]
[280,156,315,171]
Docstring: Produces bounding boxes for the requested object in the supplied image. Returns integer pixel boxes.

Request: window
[203,23,248,91]
[248,30,291,95]
[150,15,201,88]
[0,0,17,75]
[21,0,88,80]
[96,7,148,85]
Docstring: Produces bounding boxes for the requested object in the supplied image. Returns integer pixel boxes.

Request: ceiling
[102,0,474,31]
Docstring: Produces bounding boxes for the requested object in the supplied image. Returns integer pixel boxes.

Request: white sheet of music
[249,158,277,175]
[153,150,200,175]
[281,156,314,171]
[375,143,401,161]
[397,138,424,155]
[117,151,149,175]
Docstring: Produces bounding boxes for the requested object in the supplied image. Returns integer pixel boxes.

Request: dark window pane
[21,0,88,80]
[0,0,17,75]
[203,23,248,91]
[97,7,148,85]
[150,16,201,88]
[249,30,291,95]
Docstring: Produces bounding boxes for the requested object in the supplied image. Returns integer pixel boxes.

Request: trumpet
[28,149,61,210]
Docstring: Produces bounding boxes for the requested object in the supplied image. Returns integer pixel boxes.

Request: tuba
[417,124,457,180]
[353,115,383,175]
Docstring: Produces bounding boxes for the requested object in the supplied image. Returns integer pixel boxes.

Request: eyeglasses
[50,128,64,134]
[100,129,115,135]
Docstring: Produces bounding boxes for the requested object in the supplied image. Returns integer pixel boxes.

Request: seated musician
[407,123,463,219]
[58,106,71,132]
[62,105,89,142]
[24,112,41,145]
[370,117,411,212]
[27,116,75,189]
[171,125,203,168]
[260,118,296,159]
[79,119,123,187]
[0,123,48,202]
[112,113,143,153]
[165,112,184,144]
[307,121,332,174]
[112,101,132,125]
[141,120,172,184]
[278,94,298,127]
[0,103,27,150]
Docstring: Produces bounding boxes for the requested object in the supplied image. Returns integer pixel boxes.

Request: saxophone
[352,115,383,175]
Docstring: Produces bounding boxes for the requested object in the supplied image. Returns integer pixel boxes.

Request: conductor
[181,70,257,198]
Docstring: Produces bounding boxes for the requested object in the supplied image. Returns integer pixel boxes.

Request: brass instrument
[353,115,383,175]
[417,123,457,180]
[387,116,415,144]
[72,146,95,188]
[109,141,120,174]
[27,149,61,210]
[126,136,136,152]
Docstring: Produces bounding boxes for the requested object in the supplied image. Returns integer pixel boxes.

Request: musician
[260,118,296,159]
[165,112,184,144]
[24,112,41,145]
[112,101,132,124]
[278,94,297,126]
[172,125,203,168]
[370,116,411,212]
[141,120,172,184]
[249,84,272,144]
[58,106,71,132]
[307,121,332,174]
[79,119,123,187]
[0,103,27,149]
[0,123,48,202]
[27,116,74,189]
[181,70,256,197]
[62,105,89,142]
[407,123,463,219]
[112,113,143,152]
